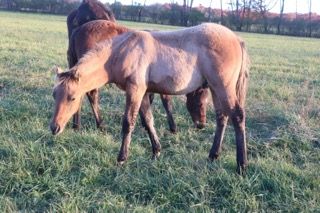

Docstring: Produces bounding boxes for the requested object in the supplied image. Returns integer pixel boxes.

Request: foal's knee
[230,105,245,127]
[216,110,228,127]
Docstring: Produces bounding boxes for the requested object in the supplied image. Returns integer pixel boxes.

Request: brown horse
[51,23,250,173]
[66,0,208,132]
[67,0,115,38]
[68,19,209,132]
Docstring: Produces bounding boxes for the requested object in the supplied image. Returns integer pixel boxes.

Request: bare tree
[246,0,252,31]
[137,0,147,22]
[208,0,213,22]
[220,0,224,24]
[277,0,285,34]
[182,0,194,26]
[308,0,312,37]
[252,0,277,33]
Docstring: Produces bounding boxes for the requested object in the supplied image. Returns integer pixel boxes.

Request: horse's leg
[72,108,81,130]
[117,84,146,165]
[231,104,247,174]
[139,93,161,159]
[86,89,104,131]
[140,93,154,129]
[160,94,177,133]
[208,92,229,160]
[205,76,247,174]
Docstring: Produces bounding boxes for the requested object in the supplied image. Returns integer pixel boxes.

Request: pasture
[0,11,319,212]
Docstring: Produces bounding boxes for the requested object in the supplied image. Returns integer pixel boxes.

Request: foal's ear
[52,66,64,75]
[70,70,80,82]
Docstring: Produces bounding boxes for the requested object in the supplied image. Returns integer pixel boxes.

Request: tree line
[1,0,319,37]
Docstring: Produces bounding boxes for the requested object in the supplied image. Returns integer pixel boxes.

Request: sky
[101,0,320,14]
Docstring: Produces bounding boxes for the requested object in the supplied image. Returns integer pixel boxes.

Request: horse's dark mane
[81,0,115,22]
[57,69,79,86]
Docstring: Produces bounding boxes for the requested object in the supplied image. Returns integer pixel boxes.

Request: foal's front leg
[86,89,104,131]
[117,84,146,165]
[72,105,81,130]
[139,93,161,159]
[160,94,177,133]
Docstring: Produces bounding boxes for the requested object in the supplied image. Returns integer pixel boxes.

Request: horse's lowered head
[74,0,115,27]
[186,87,209,129]
[50,66,83,135]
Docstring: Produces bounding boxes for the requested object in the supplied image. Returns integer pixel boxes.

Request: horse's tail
[67,30,78,69]
[236,39,250,108]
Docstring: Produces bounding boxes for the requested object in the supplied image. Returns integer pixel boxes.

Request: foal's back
[108,23,242,95]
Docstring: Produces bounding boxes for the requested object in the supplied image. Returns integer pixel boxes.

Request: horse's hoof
[170,128,177,134]
[208,153,219,161]
[117,154,127,165]
[117,160,126,166]
[152,152,161,160]
[196,122,206,129]
[237,165,247,176]
[98,125,106,132]
[72,126,80,131]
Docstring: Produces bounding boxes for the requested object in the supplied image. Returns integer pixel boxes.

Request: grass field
[0,11,319,212]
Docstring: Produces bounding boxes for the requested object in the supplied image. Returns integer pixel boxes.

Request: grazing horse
[51,23,250,173]
[67,0,116,130]
[67,0,116,38]
[66,0,208,132]
[68,20,209,132]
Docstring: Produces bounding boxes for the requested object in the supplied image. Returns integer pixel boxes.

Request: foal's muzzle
[50,123,61,135]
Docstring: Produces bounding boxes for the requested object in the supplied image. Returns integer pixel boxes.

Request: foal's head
[186,88,209,129]
[75,0,115,26]
[50,67,83,135]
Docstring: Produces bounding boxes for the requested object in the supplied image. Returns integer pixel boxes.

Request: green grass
[0,11,319,212]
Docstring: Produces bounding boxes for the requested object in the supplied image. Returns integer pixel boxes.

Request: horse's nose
[195,121,205,129]
[50,123,60,135]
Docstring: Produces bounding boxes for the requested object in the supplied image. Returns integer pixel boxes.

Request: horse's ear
[52,66,64,75]
[70,69,80,82]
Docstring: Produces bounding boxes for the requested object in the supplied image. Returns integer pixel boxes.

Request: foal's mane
[55,68,79,88]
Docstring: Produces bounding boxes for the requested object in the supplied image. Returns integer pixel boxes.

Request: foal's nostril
[50,123,60,135]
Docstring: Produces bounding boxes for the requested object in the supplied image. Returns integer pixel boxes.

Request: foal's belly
[147,66,204,95]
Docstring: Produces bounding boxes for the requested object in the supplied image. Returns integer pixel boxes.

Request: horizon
[101,0,320,15]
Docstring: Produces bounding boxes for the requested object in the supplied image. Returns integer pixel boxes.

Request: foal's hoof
[208,153,219,161]
[117,160,126,166]
[152,152,161,160]
[98,125,106,132]
[72,125,80,131]
[237,165,247,176]
[169,127,177,134]
[195,122,206,129]
[117,154,127,166]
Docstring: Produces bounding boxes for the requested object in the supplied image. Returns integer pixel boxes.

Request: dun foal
[69,20,209,132]
[51,23,250,173]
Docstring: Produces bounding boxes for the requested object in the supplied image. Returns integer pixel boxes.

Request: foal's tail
[236,39,250,108]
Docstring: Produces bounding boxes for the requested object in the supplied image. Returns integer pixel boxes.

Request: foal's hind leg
[231,104,247,174]
[139,93,161,159]
[117,84,146,165]
[208,92,229,160]
[208,87,247,174]
[87,89,104,131]
[160,94,177,133]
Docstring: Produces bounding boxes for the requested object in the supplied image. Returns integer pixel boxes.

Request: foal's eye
[67,96,76,102]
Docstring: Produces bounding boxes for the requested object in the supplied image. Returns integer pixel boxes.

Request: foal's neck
[76,48,111,93]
